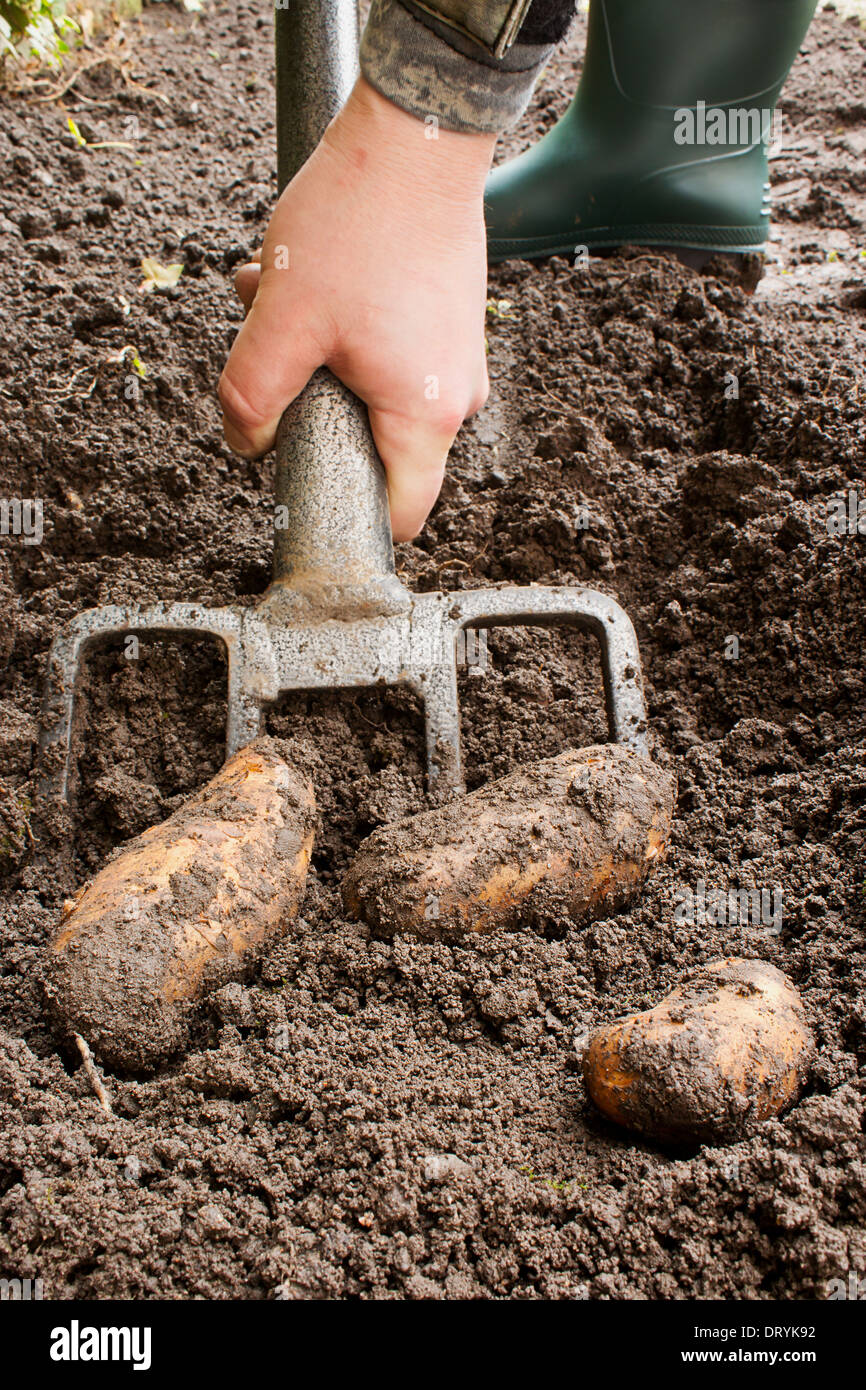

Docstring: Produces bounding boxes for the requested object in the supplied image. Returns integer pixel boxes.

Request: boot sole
[487,223,767,264]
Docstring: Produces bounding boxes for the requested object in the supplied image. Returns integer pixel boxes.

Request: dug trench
[0,1,865,1298]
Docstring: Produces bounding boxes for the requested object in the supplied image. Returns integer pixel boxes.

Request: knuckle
[218,372,267,434]
[233,264,257,291]
[468,377,490,416]
[430,398,468,439]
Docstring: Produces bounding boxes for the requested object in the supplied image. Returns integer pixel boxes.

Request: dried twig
[30,54,168,107]
[30,55,114,104]
[75,1033,114,1118]
[119,61,169,104]
[43,365,99,400]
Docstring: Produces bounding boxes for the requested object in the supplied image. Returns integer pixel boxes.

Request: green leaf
[67,115,86,147]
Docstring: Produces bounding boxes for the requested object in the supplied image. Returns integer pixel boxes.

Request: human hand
[219,77,495,541]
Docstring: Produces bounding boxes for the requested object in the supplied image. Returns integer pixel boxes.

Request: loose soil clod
[342,744,675,938]
[43,738,316,1071]
[583,958,814,1145]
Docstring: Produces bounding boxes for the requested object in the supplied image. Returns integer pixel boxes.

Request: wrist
[326,76,497,204]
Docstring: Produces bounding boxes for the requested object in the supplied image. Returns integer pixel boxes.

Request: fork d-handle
[266,1,410,620]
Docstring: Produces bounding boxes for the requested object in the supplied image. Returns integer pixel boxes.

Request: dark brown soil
[0,1,865,1300]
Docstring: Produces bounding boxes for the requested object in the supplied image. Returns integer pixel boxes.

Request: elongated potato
[583,958,813,1145]
[342,744,675,938]
[44,738,316,1071]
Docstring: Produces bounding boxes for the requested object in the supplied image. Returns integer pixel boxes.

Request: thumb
[219,278,328,457]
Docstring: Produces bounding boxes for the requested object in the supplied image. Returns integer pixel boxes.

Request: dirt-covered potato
[342,744,675,938]
[583,958,814,1145]
[44,738,316,1071]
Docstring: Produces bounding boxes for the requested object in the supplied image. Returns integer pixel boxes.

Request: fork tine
[39,603,245,804]
[445,586,649,756]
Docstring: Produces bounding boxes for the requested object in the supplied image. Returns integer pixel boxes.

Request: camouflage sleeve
[360,0,578,134]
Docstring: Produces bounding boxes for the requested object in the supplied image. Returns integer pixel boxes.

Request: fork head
[39,583,647,810]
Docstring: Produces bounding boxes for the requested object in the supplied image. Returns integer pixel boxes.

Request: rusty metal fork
[38,0,648,812]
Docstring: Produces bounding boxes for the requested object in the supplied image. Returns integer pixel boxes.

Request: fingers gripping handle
[269,2,409,618]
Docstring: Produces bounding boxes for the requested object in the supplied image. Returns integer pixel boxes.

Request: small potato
[583,958,814,1145]
[342,744,675,938]
[44,738,315,1071]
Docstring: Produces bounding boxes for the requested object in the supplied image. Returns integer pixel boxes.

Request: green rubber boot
[486,0,817,263]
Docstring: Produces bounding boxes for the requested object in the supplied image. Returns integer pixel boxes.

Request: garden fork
[39,0,648,813]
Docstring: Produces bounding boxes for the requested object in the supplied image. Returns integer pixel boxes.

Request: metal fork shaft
[266,1,409,621]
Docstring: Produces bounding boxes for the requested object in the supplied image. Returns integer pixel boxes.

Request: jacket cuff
[360,0,555,135]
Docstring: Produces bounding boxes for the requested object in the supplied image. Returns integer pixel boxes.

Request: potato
[44,738,316,1071]
[583,958,813,1145]
[342,744,675,938]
